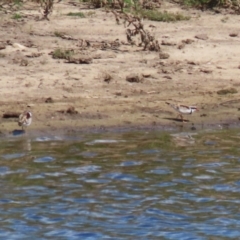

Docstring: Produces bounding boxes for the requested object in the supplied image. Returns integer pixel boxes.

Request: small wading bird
[166,102,198,122]
[18,111,32,131]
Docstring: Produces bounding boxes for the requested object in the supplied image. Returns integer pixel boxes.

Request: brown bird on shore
[18,111,32,130]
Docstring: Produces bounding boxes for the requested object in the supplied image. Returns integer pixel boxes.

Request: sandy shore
[1,1,240,134]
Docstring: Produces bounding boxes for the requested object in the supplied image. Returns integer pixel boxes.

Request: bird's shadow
[12,129,25,136]
[164,117,190,123]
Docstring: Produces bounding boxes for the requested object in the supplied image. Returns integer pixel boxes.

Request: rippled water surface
[1,129,240,239]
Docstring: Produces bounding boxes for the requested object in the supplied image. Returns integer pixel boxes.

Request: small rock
[200,69,213,74]
[27,104,34,107]
[182,39,194,44]
[26,52,43,58]
[57,106,78,114]
[187,61,199,65]
[0,42,6,50]
[66,54,92,64]
[92,53,102,59]
[195,34,208,40]
[229,32,238,37]
[142,73,152,78]
[161,40,176,46]
[191,124,196,131]
[217,88,238,95]
[102,73,112,83]
[66,106,78,114]
[12,43,26,50]
[163,76,172,80]
[126,74,143,83]
[45,97,54,103]
[161,68,171,74]
[20,59,29,66]
[159,52,170,59]
[178,43,185,49]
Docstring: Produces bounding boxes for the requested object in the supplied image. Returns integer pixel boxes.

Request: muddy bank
[1,1,240,135]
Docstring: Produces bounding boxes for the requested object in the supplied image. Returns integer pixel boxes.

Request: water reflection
[0,129,240,238]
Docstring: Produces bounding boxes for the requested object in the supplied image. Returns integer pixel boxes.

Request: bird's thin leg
[177,114,184,122]
[180,114,184,122]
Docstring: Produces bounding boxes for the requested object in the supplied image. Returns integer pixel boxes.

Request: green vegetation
[183,0,214,7]
[86,10,96,17]
[12,13,22,19]
[66,12,85,18]
[54,31,65,37]
[136,9,190,22]
[14,0,22,5]
[123,0,134,8]
[1,0,23,6]
[217,88,238,95]
[0,0,23,12]
[221,16,229,22]
[182,0,240,9]
[52,48,74,59]
[137,132,173,150]
[156,133,173,148]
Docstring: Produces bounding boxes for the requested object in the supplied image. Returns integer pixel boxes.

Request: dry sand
[1,1,240,134]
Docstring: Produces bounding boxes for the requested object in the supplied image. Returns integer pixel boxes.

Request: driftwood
[3,112,20,119]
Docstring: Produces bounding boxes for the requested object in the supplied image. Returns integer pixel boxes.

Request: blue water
[0,129,240,239]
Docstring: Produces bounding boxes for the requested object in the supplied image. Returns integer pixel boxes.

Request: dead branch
[112,11,160,52]
[39,0,54,20]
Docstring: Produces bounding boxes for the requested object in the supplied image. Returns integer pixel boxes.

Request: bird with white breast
[166,102,198,122]
[18,111,32,131]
